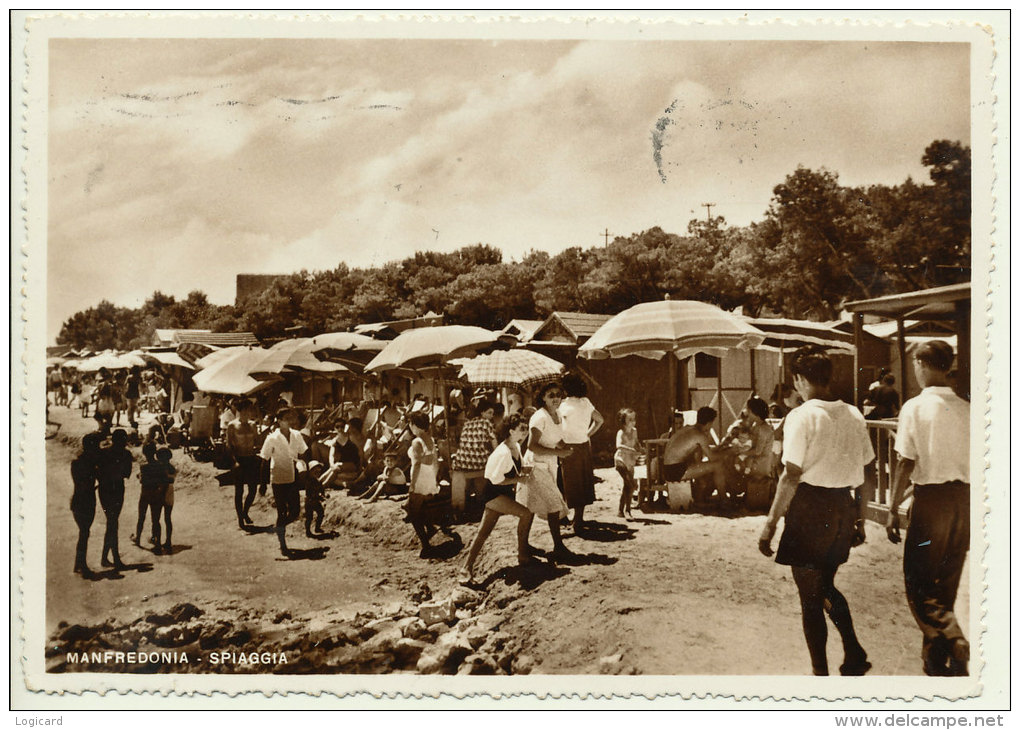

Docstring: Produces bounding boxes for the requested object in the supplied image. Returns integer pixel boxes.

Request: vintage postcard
[11,11,1009,709]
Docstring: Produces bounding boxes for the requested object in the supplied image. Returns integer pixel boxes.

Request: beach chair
[184,404,217,459]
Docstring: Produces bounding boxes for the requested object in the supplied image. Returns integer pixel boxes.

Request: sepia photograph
[11,10,1007,711]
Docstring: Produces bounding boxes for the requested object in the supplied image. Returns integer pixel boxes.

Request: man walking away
[887,340,970,676]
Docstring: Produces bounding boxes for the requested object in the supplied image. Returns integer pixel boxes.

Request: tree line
[58,140,970,351]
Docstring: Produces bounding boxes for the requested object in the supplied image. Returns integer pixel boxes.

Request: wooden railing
[863,420,904,523]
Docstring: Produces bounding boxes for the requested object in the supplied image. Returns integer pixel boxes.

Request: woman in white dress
[406,411,442,557]
[517,381,574,559]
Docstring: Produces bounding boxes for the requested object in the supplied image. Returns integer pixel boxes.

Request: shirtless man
[662,406,728,501]
[225,401,259,528]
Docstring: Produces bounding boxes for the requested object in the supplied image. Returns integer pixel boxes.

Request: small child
[156,447,176,554]
[133,441,168,552]
[304,460,326,537]
[615,408,640,519]
[360,451,407,502]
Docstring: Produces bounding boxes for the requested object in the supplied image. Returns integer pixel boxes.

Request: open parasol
[365,325,502,422]
[192,346,288,396]
[452,348,564,389]
[578,300,765,361]
[365,326,501,374]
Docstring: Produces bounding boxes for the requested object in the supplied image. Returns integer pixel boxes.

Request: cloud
[46,38,970,341]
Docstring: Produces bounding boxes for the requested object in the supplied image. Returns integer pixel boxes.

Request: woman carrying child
[615,408,641,519]
[459,414,536,584]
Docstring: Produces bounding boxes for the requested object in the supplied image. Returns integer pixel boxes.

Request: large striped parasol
[578,300,766,361]
[452,349,564,389]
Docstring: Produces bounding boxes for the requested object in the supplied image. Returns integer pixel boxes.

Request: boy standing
[887,341,970,676]
[133,441,167,552]
[259,408,308,557]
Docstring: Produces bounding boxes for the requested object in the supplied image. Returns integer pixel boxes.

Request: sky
[47,38,970,342]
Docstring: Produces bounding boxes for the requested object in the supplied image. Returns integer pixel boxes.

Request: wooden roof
[843,283,970,321]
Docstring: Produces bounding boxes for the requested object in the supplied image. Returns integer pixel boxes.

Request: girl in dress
[406,412,442,557]
[459,414,535,584]
[516,381,574,559]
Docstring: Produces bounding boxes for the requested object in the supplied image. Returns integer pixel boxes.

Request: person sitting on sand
[459,414,536,584]
[662,406,728,504]
[303,460,326,537]
[360,451,407,502]
[133,441,168,553]
[320,422,362,489]
[156,447,177,554]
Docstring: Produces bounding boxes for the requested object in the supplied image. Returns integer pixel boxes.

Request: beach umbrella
[365,326,501,374]
[578,300,765,361]
[309,332,388,372]
[77,351,134,372]
[365,325,502,420]
[140,351,196,370]
[270,338,349,374]
[46,356,67,367]
[122,351,148,368]
[453,349,564,389]
[192,347,288,396]
[578,299,766,420]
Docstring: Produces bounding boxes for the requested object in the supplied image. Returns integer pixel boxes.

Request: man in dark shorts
[887,341,970,676]
[225,401,259,528]
[662,407,728,500]
[758,347,875,676]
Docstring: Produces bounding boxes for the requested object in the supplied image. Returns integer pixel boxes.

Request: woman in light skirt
[517,381,574,559]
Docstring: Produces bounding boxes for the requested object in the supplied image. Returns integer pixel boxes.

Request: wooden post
[853,312,865,407]
[749,350,757,395]
[716,356,724,434]
[668,354,677,413]
[896,317,908,401]
[955,299,971,401]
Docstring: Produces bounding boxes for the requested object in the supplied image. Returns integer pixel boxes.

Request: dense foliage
[58,141,970,350]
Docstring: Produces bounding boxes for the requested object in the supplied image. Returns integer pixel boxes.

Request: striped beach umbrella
[453,349,564,389]
[578,300,766,361]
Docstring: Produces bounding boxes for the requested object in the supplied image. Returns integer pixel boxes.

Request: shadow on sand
[277,546,330,561]
[477,560,571,591]
[570,520,637,543]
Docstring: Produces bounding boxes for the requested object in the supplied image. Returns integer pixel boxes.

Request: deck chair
[185,404,217,459]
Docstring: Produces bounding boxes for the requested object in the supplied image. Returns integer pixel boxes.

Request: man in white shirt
[259,407,308,557]
[887,340,970,676]
[759,347,874,676]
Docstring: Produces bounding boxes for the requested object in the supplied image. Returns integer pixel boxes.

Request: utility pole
[601,228,613,247]
[701,203,716,223]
